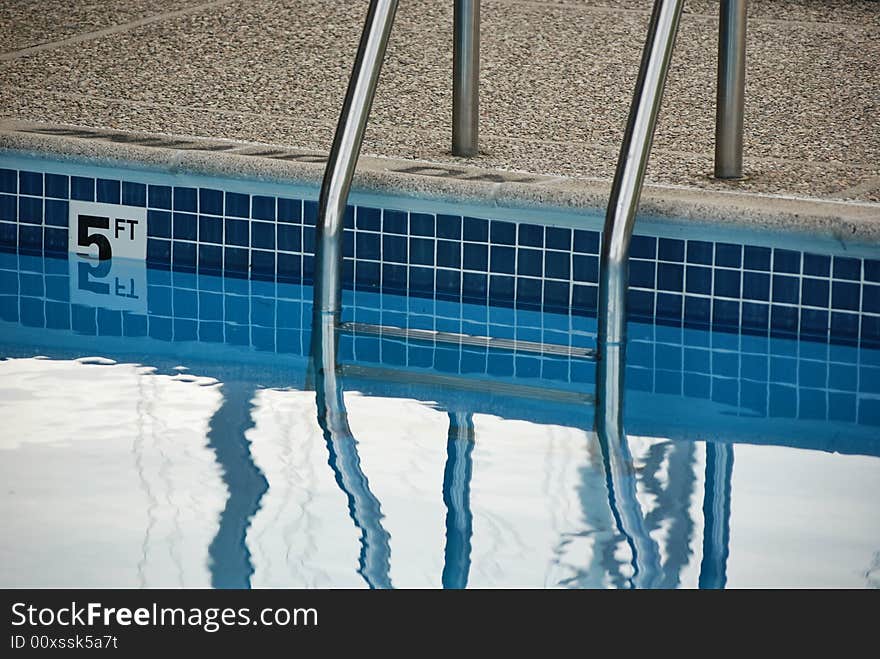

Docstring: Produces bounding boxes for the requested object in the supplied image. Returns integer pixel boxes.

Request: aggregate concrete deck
[1,0,878,207]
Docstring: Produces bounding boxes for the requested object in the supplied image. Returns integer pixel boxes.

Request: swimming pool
[1,152,878,588]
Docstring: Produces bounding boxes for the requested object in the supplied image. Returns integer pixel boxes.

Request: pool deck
[1,0,878,229]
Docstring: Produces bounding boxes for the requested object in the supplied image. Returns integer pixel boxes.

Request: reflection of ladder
[309,0,733,588]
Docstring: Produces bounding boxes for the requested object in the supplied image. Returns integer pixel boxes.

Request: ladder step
[339,321,597,360]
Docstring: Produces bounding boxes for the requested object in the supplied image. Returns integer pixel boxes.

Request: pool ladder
[309,0,730,589]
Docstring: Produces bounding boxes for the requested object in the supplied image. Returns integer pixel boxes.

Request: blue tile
[173,318,198,341]
[714,243,741,268]
[275,223,300,253]
[148,184,171,209]
[225,218,249,246]
[658,238,684,262]
[487,274,514,305]
[627,289,654,318]
[45,199,70,227]
[302,226,315,254]
[45,174,69,199]
[435,239,460,269]
[491,220,516,245]
[383,234,407,264]
[518,223,544,248]
[278,253,301,282]
[250,196,275,221]
[800,308,829,338]
[354,231,380,261]
[20,272,43,297]
[713,268,741,298]
[224,294,250,324]
[172,212,197,241]
[800,277,829,308]
[436,269,461,299]
[655,292,682,321]
[194,215,221,244]
[629,259,654,288]
[354,206,380,231]
[146,238,171,266]
[517,248,542,278]
[19,171,43,196]
[863,284,880,313]
[630,235,656,259]
[865,260,880,283]
[832,281,860,311]
[463,243,487,271]
[251,297,275,327]
[773,248,801,273]
[384,209,408,234]
[772,274,799,304]
[96,179,120,204]
[833,256,861,281]
[173,288,198,319]
[0,293,17,320]
[0,169,16,193]
[685,266,711,295]
[410,213,435,237]
[18,225,42,252]
[572,254,598,283]
[303,200,318,226]
[0,195,14,222]
[147,210,171,239]
[862,315,880,348]
[543,250,569,280]
[382,263,407,291]
[20,297,44,327]
[224,247,248,274]
[462,272,487,300]
[224,322,249,346]
[71,305,97,335]
[198,244,222,272]
[768,384,797,418]
[463,216,488,242]
[712,299,739,328]
[172,241,196,270]
[684,296,710,327]
[802,253,830,277]
[743,271,770,301]
[225,192,250,218]
[490,245,515,274]
[120,181,146,207]
[687,240,713,264]
[769,305,798,336]
[571,283,597,314]
[250,251,275,280]
[354,260,380,290]
[409,266,434,293]
[171,186,196,212]
[251,221,275,250]
[410,237,434,266]
[545,227,571,251]
[744,245,771,271]
[437,214,462,240]
[46,301,70,330]
[18,197,42,224]
[196,188,223,216]
[573,229,599,255]
[302,254,314,282]
[44,227,67,253]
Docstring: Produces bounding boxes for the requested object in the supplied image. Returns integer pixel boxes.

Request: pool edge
[2,118,879,244]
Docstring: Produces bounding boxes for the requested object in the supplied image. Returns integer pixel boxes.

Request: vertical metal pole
[699,442,734,589]
[314,0,398,317]
[714,0,747,179]
[452,0,480,156]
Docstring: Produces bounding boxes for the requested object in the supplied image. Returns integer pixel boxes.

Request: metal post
[698,442,734,589]
[452,0,480,156]
[597,0,684,425]
[714,0,747,179]
[314,0,398,317]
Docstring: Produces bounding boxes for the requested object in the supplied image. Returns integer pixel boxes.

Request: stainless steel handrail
[452,0,480,156]
[715,0,747,179]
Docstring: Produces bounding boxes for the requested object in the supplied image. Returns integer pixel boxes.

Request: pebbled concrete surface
[0,0,878,204]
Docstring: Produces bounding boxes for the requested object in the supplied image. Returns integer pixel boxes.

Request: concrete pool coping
[2,118,879,244]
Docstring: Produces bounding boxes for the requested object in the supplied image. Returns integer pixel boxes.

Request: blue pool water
[0,153,878,588]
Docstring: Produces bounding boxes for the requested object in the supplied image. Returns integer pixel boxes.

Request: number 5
[77,214,112,260]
